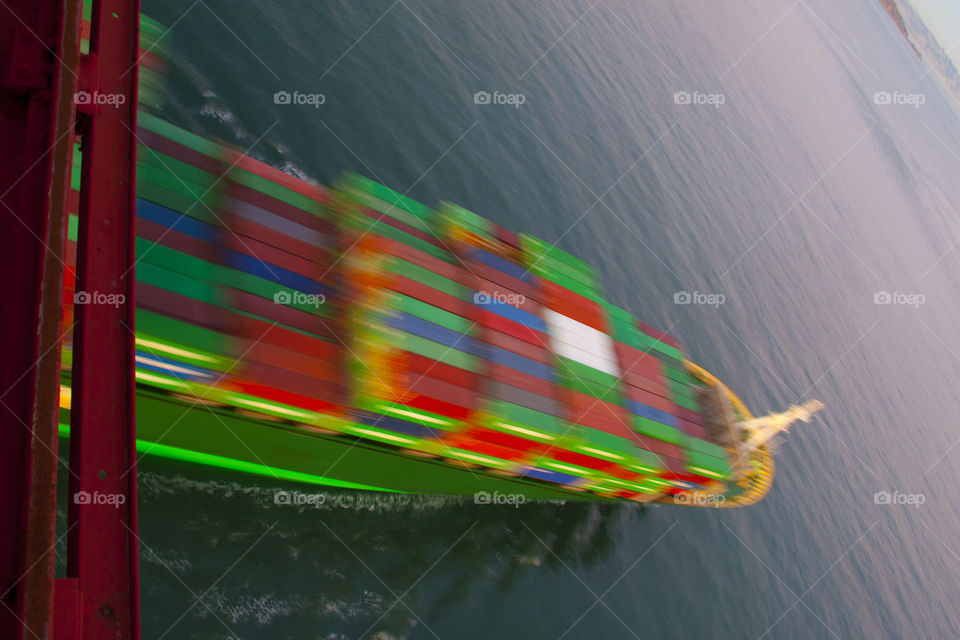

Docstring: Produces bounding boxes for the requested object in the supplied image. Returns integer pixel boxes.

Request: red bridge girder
[0,1,140,638]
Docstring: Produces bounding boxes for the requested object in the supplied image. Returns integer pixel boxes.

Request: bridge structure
[1,1,141,638]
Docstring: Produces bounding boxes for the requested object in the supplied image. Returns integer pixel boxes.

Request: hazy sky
[907,0,960,67]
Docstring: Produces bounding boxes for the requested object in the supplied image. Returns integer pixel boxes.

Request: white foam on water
[199,587,304,626]
[138,470,463,514]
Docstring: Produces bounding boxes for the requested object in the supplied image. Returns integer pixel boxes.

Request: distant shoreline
[877,0,960,105]
[877,0,922,58]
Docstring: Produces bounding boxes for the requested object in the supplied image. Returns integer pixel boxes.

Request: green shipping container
[483,399,564,438]
[436,201,493,238]
[399,333,480,372]
[388,258,468,299]
[632,416,686,445]
[686,437,728,459]
[390,293,474,334]
[518,233,596,278]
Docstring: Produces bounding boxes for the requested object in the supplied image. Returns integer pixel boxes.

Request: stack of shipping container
[632,321,733,486]
[335,174,481,451]
[440,203,575,481]
[130,113,345,423]
[515,236,662,499]
[67,11,348,428]
[62,7,734,500]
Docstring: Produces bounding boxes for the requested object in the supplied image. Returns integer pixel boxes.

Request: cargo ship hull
[56,14,776,507]
[59,368,764,504]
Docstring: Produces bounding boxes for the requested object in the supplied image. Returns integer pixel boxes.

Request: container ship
[57,12,822,508]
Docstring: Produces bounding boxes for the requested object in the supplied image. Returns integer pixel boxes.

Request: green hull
[60,374,606,501]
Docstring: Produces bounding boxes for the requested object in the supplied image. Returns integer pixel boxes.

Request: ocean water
[118,0,960,637]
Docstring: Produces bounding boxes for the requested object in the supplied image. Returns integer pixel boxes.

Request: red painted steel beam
[0,0,81,637]
[66,0,141,638]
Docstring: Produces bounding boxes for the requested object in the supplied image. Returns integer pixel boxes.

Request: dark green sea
[80,0,960,637]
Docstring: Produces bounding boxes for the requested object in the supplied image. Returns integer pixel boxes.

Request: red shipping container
[357,205,442,248]
[621,371,669,395]
[403,375,477,409]
[400,395,472,421]
[224,228,326,281]
[541,294,606,333]
[469,275,541,314]
[631,434,683,459]
[239,362,346,403]
[636,322,682,350]
[228,215,322,261]
[380,236,473,286]
[540,279,602,316]
[227,150,328,201]
[662,456,687,474]
[228,288,334,339]
[402,352,475,390]
[679,421,709,440]
[619,362,663,382]
[613,342,664,373]
[389,276,472,319]
[67,187,80,216]
[138,128,221,174]
[227,180,328,232]
[452,437,526,462]
[676,406,703,425]
[465,260,540,301]
[550,448,621,472]
[605,466,646,481]
[231,380,341,414]
[625,388,676,414]
[462,425,546,454]
[566,410,634,439]
[137,217,219,267]
[242,341,340,383]
[619,361,664,381]
[495,225,521,248]
[563,389,627,422]
[622,383,663,405]
[138,49,167,75]
[137,283,230,334]
[64,243,77,276]
[486,381,563,418]
[671,471,715,484]
[480,328,553,364]
[476,309,551,348]
[483,362,558,398]
[233,316,340,362]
